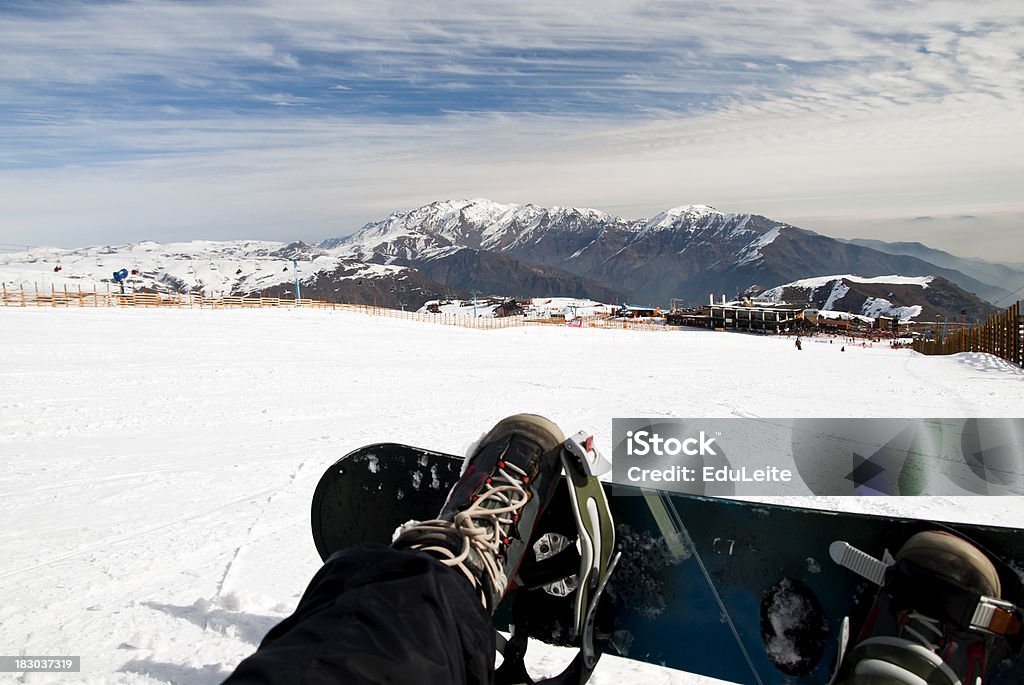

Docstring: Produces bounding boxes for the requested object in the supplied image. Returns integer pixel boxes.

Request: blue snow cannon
[113,268,129,282]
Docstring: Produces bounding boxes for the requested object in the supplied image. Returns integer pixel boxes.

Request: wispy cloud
[0,1,1022,259]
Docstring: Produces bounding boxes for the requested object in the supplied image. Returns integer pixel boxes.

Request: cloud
[5,0,1021,121]
[0,0,1022,260]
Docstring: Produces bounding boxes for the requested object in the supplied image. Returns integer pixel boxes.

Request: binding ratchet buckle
[831,539,1024,645]
[495,432,620,685]
[971,596,1022,637]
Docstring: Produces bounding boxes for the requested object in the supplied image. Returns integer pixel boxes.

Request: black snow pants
[223,544,496,684]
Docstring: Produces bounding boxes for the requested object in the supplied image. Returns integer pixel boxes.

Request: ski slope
[2,307,1022,684]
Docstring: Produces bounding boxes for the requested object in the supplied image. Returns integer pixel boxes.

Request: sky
[1,0,1022,261]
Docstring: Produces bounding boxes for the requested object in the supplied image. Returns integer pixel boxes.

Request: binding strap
[494,434,619,685]
[886,559,1023,639]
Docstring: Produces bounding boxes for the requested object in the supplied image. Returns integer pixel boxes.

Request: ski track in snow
[1,307,1022,685]
[214,457,316,603]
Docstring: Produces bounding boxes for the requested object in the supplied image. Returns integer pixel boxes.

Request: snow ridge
[0,239,408,297]
[759,275,935,321]
[330,199,767,266]
[736,225,783,266]
[335,199,631,262]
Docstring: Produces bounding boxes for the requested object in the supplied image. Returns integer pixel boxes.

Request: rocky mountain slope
[758,275,998,323]
[844,238,1024,304]
[324,199,1002,312]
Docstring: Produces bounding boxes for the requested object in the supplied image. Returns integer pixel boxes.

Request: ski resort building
[707,304,803,333]
[617,304,661,318]
[666,304,803,333]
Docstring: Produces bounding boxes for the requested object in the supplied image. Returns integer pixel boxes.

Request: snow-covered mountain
[327,199,760,273]
[757,274,998,322]
[322,199,789,305]
[0,240,413,301]
[323,199,628,263]
[0,234,618,309]
[843,238,1024,304]
[4,199,1006,317]
[322,199,1001,311]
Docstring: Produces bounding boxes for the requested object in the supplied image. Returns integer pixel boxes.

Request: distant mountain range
[841,238,1024,306]
[320,199,1005,319]
[1,199,1016,323]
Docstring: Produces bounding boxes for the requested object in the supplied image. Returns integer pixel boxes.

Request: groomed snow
[417,297,615,319]
[2,307,1022,684]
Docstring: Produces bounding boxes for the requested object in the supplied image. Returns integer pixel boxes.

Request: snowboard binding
[830,529,1024,684]
[494,431,621,685]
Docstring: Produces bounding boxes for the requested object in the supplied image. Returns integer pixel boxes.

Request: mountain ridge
[843,237,1023,304]
[322,199,1002,313]
[2,199,1011,321]
[758,274,997,322]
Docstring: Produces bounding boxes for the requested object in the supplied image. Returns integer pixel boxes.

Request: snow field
[1,307,1022,684]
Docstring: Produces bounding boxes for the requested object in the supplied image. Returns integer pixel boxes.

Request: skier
[224,414,568,684]
[795,337,803,350]
[224,414,1014,685]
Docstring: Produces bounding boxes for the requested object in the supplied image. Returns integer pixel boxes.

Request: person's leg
[225,414,568,685]
[224,544,495,685]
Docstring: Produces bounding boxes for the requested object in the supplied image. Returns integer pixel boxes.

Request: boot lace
[902,611,944,652]
[396,460,531,608]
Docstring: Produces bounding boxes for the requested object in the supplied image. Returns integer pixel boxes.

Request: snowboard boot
[392,414,566,613]
[837,530,1008,685]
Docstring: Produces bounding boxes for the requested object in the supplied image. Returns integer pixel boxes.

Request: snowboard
[310,443,1024,685]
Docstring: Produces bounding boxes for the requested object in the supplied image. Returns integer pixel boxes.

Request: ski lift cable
[993,284,1024,307]
[0,243,35,255]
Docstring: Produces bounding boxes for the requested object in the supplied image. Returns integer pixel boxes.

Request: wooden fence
[912,302,1023,367]
[333,303,530,329]
[1,283,679,333]
[326,305,675,331]
[0,283,332,309]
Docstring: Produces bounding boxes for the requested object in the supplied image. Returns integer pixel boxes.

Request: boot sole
[897,530,1001,597]
[479,414,566,454]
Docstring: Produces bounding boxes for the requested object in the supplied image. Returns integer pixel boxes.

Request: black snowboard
[311,443,1024,685]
